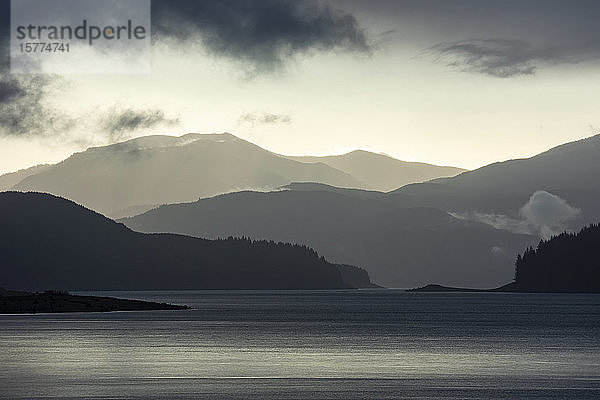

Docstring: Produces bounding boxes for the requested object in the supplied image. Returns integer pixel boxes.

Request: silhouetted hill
[0,192,374,290]
[387,135,600,224]
[287,150,465,191]
[510,224,600,293]
[11,133,362,217]
[122,189,536,288]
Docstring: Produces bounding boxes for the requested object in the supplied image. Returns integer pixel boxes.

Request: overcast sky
[1,0,600,173]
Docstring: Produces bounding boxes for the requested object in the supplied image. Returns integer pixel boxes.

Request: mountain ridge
[10,133,363,217]
[3,132,467,217]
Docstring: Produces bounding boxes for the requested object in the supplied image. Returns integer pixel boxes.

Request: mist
[452,190,580,239]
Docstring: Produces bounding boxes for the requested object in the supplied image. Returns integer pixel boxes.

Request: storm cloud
[152,0,371,74]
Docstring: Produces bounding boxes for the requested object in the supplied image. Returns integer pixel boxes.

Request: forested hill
[0,192,373,290]
[512,224,600,293]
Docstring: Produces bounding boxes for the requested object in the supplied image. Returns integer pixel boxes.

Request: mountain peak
[94,132,241,152]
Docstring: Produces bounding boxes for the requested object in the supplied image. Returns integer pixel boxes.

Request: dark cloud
[152,0,371,74]
[238,112,292,127]
[100,108,180,140]
[428,38,600,78]
[428,39,539,78]
[0,0,74,137]
[0,73,75,136]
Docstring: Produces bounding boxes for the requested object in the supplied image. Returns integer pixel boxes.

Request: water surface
[1,290,599,399]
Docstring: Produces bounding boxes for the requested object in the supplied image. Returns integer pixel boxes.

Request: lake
[1,290,599,399]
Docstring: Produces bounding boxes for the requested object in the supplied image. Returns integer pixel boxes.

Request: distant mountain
[388,135,600,224]
[0,192,374,291]
[0,164,50,191]
[122,189,536,288]
[287,150,466,192]
[11,133,363,217]
[121,135,600,288]
[508,224,600,293]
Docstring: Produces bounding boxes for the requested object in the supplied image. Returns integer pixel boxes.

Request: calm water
[1,290,599,399]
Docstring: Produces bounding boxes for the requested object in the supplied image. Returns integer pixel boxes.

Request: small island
[407,284,482,292]
[0,288,190,314]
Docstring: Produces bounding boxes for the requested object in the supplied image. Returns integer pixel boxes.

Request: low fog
[453,190,580,239]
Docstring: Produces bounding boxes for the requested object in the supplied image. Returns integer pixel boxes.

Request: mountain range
[122,134,600,288]
[3,132,599,289]
[5,133,464,218]
[0,191,374,291]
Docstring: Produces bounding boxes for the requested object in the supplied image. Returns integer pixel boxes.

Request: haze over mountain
[0,164,51,191]
[0,192,373,291]
[4,133,466,217]
[287,151,465,192]
[9,133,361,217]
[123,135,600,288]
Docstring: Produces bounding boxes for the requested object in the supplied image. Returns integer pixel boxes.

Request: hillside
[0,192,374,291]
[510,224,600,293]
[288,150,466,192]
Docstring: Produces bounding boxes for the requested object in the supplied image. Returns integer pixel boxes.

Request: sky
[1,0,600,174]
